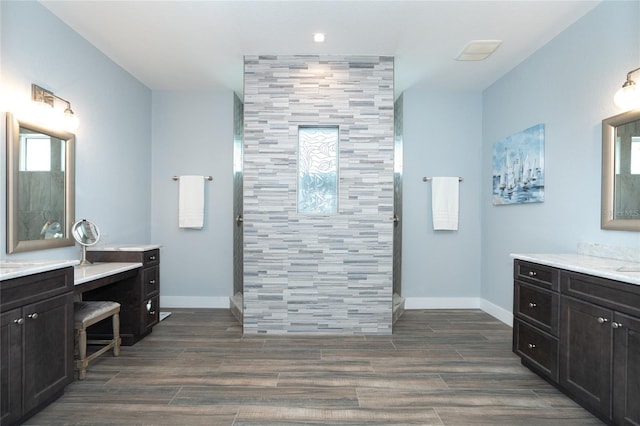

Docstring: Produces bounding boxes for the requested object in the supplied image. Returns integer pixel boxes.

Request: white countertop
[0,259,80,281]
[87,244,161,252]
[511,253,640,285]
[74,262,142,285]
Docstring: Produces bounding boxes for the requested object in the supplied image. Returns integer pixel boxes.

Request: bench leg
[75,328,88,380]
[113,312,121,357]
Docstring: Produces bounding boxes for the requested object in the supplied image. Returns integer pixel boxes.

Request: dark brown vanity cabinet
[514,259,640,425]
[0,267,74,426]
[86,248,160,344]
[512,261,560,382]
[560,270,640,425]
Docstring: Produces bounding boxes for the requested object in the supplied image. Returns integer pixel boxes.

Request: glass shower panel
[298,126,338,214]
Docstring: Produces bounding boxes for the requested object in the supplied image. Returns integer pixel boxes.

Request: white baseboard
[160,296,230,309]
[161,295,513,327]
[479,299,513,327]
[405,297,512,326]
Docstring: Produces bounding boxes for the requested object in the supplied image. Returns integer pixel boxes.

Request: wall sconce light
[614,67,640,111]
[30,83,80,132]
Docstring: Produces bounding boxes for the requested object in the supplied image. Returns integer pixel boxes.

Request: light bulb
[614,82,640,110]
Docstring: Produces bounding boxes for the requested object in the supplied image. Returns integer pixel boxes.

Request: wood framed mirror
[601,110,640,231]
[6,112,76,253]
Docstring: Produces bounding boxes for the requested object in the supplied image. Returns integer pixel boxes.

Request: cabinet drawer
[142,266,159,298]
[514,260,558,291]
[513,318,558,382]
[0,268,73,312]
[561,271,640,319]
[143,250,159,267]
[514,282,559,336]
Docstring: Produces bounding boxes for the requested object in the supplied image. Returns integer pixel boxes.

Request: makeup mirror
[72,219,100,265]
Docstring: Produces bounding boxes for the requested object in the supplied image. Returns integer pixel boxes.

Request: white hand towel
[178,176,205,229]
[431,177,459,231]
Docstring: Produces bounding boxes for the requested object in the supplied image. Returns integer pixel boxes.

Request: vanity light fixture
[31,83,80,132]
[313,33,325,43]
[614,67,640,110]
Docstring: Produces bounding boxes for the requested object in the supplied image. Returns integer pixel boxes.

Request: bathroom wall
[1,1,152,260]
[481,0,640,313]
[401,91,483,308]
[243,55,395,334]
[150,90,234,307]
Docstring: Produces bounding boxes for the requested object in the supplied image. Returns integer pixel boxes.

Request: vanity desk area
[511,253,640,425]
[84,244,161,345]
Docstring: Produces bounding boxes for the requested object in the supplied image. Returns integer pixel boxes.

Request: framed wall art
[492,123,545,205]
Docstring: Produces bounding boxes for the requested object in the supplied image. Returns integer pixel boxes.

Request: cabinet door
[560,295,613,420]
[22,293,73,416]
[613,312,640,426]
[141,295,159,335]
[1,309,23,426]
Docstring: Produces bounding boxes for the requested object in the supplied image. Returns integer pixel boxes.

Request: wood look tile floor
[25,309,604,425]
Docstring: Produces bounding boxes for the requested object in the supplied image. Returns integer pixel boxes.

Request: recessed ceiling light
[313,33,325,43]
[456,40,502,61]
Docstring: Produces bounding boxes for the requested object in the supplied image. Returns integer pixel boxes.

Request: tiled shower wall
[243,55,395,334]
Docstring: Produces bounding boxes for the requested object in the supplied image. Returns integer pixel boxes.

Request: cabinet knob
[597,317,609,324]
[149,279,156,285]
[149,256,157,261]
[528,271,537,277]
[13,318,24,325]
[528,302,537,308]
[612,322,623,329]
[528,343,536,349]
[28,312,39,320]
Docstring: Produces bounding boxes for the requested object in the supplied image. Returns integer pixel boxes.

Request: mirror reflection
[6,112,75,253]
[602,110,640,231]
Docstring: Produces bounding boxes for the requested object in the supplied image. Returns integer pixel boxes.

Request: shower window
[298,126,338,214]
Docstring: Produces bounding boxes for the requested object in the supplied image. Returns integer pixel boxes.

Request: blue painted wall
[481,0,640,312]
[1,1,152,260]
[150,90,234,307]
[402,91,483,305]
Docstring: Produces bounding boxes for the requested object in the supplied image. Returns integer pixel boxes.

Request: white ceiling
[40,0,600,96]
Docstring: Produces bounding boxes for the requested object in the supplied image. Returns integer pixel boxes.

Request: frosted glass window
[298,126,338,214]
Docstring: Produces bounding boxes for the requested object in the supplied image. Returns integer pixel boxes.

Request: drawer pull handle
[149,256,157,261]
[13,318,24,325]
[597,317,609,324]
[149,310,156,315]
[528,271,537,277]
[528,343,536,349]
[528,302,537,308]
[612,322,623,329]
[28,312,39,320]
[149,279,156,284]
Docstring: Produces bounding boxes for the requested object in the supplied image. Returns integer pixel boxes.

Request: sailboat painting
[492,124,545,205]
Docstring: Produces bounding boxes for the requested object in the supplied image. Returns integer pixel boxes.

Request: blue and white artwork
[492,124,545,205]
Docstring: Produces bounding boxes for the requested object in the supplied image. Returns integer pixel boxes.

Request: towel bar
[172,175,212,181]
[423,177,463,182]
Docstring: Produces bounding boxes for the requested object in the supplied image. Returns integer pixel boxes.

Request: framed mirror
[6,112,76,253]
[601,110,640,231]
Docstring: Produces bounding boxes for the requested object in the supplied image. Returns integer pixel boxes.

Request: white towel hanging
[431,177,459,231]
[178,176,205,229]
